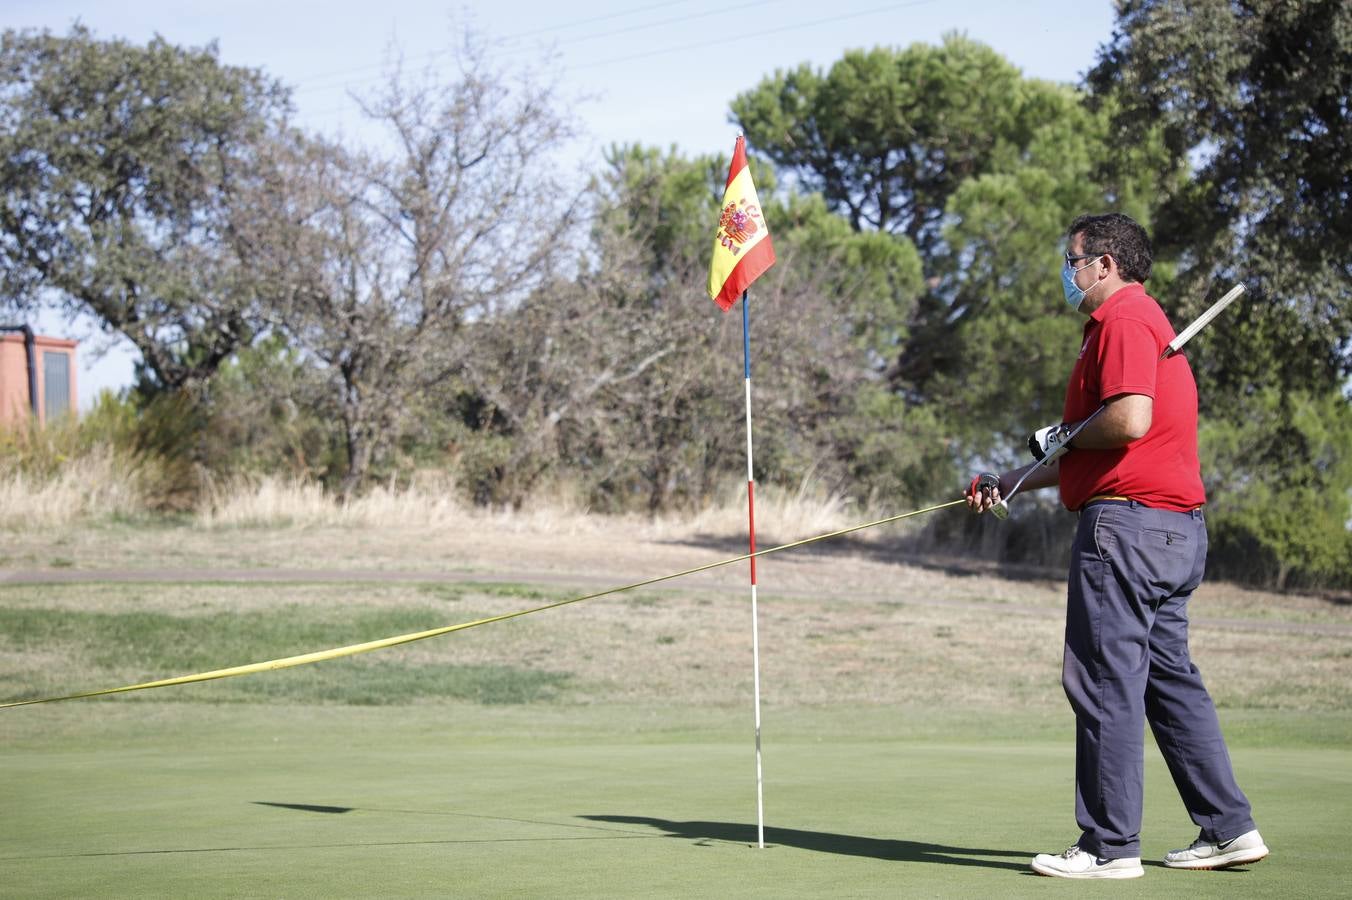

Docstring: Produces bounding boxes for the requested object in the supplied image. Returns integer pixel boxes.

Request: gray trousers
[1063,500,1255,859]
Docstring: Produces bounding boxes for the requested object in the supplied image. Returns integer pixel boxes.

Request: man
[966,213,1266,880]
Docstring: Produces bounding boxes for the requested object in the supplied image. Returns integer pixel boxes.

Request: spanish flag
[708,135,775,311]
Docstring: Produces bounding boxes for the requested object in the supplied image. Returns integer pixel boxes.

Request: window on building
[43,351,70,422]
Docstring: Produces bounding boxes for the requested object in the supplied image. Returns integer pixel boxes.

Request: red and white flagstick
[709,134,775,850]
[741,289,766,849]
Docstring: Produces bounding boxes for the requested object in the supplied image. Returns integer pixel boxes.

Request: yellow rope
[0,498,967,709]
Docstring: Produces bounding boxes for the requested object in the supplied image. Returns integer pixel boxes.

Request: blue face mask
[1062,257,1101,310]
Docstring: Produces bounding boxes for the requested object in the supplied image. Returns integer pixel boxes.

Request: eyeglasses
[1064,252,1101,270]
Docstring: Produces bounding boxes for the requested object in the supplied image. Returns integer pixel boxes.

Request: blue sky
[10,0,1116,404]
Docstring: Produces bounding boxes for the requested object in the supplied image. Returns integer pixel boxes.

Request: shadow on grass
[665,533,1064,588]
[253,801,353,814]
[581,814,1033,871]
[250,801,652,837]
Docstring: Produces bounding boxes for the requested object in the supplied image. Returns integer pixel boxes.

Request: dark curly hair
[1067,213,1153,283]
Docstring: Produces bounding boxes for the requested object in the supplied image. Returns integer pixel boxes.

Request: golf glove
[967,472,1001,501]
[1028,422,1076,464]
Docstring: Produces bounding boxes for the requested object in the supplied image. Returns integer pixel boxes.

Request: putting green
[3,703,1347,898]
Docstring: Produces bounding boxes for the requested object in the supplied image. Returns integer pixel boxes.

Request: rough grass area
[0,595,571,706]
[3,574,1350,714]
[0,447,147,528]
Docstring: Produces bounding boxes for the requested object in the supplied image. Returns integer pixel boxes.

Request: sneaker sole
[1031,861,1145,879]
[1164,846,1269,871]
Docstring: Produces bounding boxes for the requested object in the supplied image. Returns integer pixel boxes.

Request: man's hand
[1028,421,1079,464]
[966,472,1003,514]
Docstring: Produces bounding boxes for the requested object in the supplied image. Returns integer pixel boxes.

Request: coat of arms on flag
[708,135,775,311]
[718,198,761,247]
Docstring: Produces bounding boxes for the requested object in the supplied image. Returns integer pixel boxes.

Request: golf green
[3,703,1347,898]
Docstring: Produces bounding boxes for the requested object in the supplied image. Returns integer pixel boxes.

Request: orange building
[0,327,78,428]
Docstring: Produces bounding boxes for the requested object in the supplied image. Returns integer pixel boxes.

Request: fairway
[3,520,1351,897]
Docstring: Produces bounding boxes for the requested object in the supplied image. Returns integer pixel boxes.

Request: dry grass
[0,444,861,541]
[0,446,147,528]
[193,472,863,541]
[0,455,859,543]
[652,479,862,543]
[3,576,1349,712]
[195,473,468,529]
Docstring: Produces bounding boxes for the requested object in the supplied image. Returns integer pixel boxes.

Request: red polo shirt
[1059,283,1206,512]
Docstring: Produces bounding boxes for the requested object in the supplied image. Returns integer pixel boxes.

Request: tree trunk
[1274,561,1291,592]
[341,417,373,501]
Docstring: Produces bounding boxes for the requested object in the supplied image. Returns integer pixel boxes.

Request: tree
[905,84,1176,462]
[526,144,941,513]
[1088,0,1352,395]
[199,333,339,482]
[731,35,1038,255]
[0,26,289,391]
[438,141,938,512]
[239,40,580,496]
[456,241,698,509]
[1201,387,1352,589]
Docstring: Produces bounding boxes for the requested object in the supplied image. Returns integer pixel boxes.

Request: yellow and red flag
[708,135,775,311]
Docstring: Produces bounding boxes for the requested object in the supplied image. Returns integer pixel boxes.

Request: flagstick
[741,289,766,850]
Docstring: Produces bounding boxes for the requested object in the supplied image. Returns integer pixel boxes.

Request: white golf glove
[1028,421,1077,464]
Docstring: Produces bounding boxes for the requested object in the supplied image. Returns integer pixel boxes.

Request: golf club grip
[1164,284,1245,358]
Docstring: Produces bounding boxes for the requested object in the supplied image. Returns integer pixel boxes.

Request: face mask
[1062,257,1101,310]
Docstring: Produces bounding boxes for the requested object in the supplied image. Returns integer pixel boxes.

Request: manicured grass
[2,703,1348,898]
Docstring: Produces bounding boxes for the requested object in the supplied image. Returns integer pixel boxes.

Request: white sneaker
[1163,829,1269,870]
[1031,845,1145,879]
